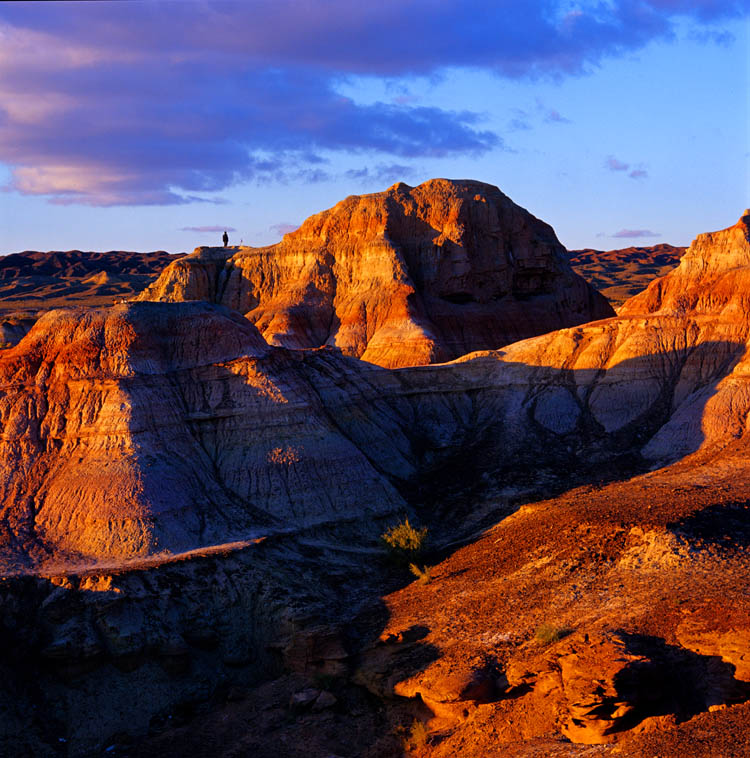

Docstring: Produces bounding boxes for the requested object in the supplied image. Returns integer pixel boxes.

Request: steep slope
[2,212,750,756]
[569,243,685,308]
[139,179,613,367]
[0,302,410,572]
[621,209,750,318]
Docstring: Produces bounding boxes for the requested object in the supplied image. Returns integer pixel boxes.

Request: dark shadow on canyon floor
[1,338,749,756]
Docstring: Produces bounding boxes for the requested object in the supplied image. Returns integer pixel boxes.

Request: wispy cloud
[536,99,570,124]
[0,1,744,205]
[181,225,236,233]
[269,223,299,237]
[612,229,661,238]
[344,163,416,184]
[606,157,649,179]
[606,156,630,172]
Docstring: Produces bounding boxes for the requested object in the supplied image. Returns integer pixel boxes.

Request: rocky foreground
[1,204,750,756]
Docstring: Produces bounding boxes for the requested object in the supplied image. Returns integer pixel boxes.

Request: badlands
[1,181,749,757]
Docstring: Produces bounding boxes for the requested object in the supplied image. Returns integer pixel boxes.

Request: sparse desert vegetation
[381,517,428,563]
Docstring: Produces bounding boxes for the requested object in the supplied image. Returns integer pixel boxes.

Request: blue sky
[1,0,748,253]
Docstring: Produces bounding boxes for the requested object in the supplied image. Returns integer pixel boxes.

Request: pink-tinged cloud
[606,156,630,171]
[344,163,416,184]
[270,223,300,237]
[613,229,661,238]
[0,1,746,205]
[629,169,649,179]
[544,109,570,124]
[181,226,236,233]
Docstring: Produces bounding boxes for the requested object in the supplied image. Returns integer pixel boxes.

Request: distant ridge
[0,249,182,318]
[569,243,685,308]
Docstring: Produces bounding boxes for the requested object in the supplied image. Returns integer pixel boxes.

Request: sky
[1,0,748,254]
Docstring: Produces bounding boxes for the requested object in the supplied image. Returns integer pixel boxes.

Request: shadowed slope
[0,302,409,571]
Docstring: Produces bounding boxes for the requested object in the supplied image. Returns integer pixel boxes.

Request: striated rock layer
[2,214,750,754]
[138,179,613,367]
[3,214,750,573]
[0,302,410,572]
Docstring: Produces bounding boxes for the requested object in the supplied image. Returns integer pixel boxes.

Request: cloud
[606,156,649,178]
[270,223,300,237]
[606,156,630,171]
[535,99,570,124]
[0,1,746,205]
[544,108,570,124]
[612,229,661,238]
[181,225,236,233]
[344,163,416,184]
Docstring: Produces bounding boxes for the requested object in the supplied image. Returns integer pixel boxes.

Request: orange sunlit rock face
[139,179,613,367]
[5,209,750,758]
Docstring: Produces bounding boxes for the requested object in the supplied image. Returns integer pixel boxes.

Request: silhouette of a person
[222,230,229,247]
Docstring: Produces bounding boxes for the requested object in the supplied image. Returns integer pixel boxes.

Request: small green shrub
[380,518,427,555]
[534,622,572,645]
[408,563,432,584]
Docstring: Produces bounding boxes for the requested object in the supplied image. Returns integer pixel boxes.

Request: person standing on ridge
[222,230,229,247]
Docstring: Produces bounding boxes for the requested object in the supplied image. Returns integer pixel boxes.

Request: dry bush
[402,719,429,750]
[381,517,428,564]
[534,622,572,645]
[408,563,432,584]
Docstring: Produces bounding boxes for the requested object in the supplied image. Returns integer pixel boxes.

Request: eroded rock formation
[2,211,750,756]
[139,179,613,367]
[0,302,409,572]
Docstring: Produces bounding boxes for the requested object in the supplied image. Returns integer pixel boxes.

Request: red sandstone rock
[139,179,613,367]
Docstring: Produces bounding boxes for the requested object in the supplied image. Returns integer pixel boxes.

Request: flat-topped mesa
[139,179,613,367]
[620,210,750,318]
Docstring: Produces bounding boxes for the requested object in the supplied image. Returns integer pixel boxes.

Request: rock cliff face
[3,214,750,573]
[2,212,750,756]
[139,179,613,367]
[621,210,750,317]
[0,302,410,572]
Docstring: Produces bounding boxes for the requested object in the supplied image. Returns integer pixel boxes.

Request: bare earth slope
[569,243,685,308]
[139,179,613,367]
[2,212,750,756]
[0,302,410,573]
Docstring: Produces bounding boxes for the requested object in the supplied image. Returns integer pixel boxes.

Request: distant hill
[569,243,685,308]
[0,250,184,308]
[0,249,184,345]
